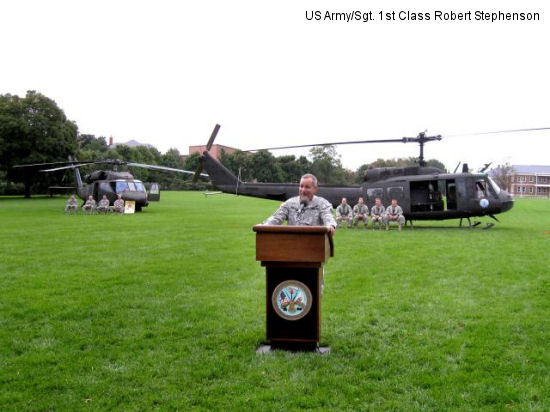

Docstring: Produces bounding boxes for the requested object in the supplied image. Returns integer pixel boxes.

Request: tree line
[2,90,449,196]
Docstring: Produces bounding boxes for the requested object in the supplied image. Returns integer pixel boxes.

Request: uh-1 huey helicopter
[14,157,205,211]
[190,124,544,228]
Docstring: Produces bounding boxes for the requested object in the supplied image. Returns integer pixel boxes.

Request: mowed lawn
[1,192,549,411]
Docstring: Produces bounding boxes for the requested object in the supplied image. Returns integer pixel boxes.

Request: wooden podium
[253,225,334,351]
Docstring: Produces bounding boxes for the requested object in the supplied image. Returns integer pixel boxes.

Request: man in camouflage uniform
[383,198,406,231]
[82,195,96,214]
[353,197,369,228]
[370,197,385,230]
[65,194,78,214]
[97,194,110,214]
[336,197,353,229]
[264,173,336,235]
[113,194,125,213]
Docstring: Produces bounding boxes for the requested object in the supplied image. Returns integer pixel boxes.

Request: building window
[529,187,534,193]
[529,176,534,182]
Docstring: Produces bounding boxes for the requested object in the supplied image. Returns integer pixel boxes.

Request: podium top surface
[253,225,331,234]
[253,225,334,262]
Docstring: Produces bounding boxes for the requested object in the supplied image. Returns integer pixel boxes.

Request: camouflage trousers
[336,215,352,228]
[65,205,78,214]
[82,205,95,214]
[353,215,368,227]
[383,214,405,225]
[371,215,384,228]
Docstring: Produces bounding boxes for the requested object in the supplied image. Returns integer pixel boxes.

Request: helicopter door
[147,183,160,201]
[446,180,457,210]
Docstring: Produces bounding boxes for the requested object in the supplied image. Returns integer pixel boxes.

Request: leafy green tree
[220,149,251,181]
[0,91,78,196]
[247,150,284,182]
[277,155,312,183]
[309,145,348,184]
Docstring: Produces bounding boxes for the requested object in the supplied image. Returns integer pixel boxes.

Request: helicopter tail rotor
[193,124,220,183]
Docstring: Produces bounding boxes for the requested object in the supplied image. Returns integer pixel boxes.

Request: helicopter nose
[499,191,514,212]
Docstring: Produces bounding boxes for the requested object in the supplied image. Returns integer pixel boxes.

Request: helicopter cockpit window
[116,181,129,193]
[128,182,137,191]
[487,177,501,196]
[475,180,486,199]
[134,182,145,192]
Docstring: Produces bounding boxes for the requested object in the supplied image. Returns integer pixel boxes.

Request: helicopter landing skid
[459,218,494,230]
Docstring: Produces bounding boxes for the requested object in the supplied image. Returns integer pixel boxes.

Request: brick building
[188,144,238,160]
[510,165,550,197]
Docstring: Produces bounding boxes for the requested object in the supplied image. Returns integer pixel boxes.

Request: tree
[277,155,312,183]
[0,91,78,197]
[247,150,284,182]
[220,149,251,181]
[309,145,342,184]
[491,163,515,192]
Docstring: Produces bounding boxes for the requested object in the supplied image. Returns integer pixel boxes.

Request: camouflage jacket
[353,204,368,215]
[113,199,125,209]
[66,198,77,207]
[84,199,96,208]
[264,196,336,228]
[336,204,352,217]
[370,205,385,216]
[98,199,110,208]
[385,205,403,216]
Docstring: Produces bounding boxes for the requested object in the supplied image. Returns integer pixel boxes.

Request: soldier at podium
[263,174,336,235]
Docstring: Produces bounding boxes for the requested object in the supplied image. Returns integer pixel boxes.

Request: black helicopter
[195,125,523,227]
[15,158,205,211]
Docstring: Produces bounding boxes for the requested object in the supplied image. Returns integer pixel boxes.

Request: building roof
[512,165,550,174]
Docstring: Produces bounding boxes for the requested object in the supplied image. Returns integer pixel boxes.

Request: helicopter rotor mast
[402,131,442,167]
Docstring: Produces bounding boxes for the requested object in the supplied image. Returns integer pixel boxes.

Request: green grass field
[1,193,549,411]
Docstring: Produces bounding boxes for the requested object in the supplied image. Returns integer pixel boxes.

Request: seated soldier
[97,194,110,214]
[370,197,385,230]
[353,197,369,228]
[113,194,125,213]
[383,198,406,231]
[82,195,96,214]
[65,194,78,214]
[336,197,353,229]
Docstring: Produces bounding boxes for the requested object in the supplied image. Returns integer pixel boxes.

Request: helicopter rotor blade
[453,162,461,173]
[245,138,408,152]
[444,126,550,138]
[39,163,97,172]
[126,162,208,177]
[193,124,221,183]
[478,162,492,173]
[13,159,87,168]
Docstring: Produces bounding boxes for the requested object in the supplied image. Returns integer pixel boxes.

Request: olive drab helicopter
[14,158,206,211]
[191,124,549,228]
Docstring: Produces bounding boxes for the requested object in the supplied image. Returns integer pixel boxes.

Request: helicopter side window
[149,184,159,194]
[387,186,404,200]
[366,188,383,203]
[134,182,145,192]
[116,181,128,193]
[128,182,137,191]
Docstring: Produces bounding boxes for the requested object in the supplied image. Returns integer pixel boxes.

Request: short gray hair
[301,173,318,187]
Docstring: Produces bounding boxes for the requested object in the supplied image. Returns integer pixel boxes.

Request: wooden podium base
[257,344,330,355]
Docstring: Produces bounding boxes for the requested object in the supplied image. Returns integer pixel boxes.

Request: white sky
[1,0,549,172]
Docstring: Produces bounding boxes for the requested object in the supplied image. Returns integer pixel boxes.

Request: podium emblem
[272,280,313,320]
